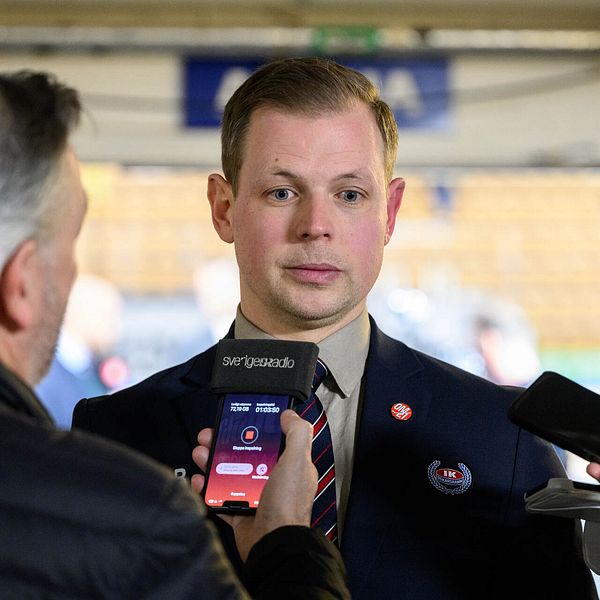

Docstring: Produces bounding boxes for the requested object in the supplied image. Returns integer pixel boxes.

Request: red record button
[390,402,413,421]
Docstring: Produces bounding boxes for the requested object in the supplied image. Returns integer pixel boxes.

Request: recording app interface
[205,394,290,509]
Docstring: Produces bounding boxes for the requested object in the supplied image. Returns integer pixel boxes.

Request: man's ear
[0,239,40,331]
[384,177,405,245]
[207,173,235,244]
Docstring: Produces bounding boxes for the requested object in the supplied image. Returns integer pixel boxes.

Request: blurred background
[2,1,599,485]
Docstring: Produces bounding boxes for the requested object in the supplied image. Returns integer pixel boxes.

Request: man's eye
[341,190,361,203]
[270,188,293,201]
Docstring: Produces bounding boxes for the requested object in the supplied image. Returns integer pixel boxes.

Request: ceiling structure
[1,1,599,30]
[1,1,599,54]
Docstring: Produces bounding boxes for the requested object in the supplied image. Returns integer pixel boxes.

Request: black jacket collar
[0,361,53,423]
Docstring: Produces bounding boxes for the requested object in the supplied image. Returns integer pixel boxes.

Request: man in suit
[0,69,348,599]
[73,57,597,598]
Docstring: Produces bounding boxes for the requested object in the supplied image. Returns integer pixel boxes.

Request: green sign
[312,27,381,55]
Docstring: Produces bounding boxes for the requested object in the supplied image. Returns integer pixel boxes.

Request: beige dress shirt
[234,307,370,541]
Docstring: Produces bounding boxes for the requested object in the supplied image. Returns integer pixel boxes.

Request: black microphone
[203,338,320,514]
[508,371,600,463]
[210,338,319,402]
[509,372,600,573]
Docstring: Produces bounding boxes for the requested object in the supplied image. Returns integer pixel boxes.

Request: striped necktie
[297,358,338,544]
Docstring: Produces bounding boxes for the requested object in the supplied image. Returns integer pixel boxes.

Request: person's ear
[0,239,41,331]
[207,174,235,244]
[384,177,405,245]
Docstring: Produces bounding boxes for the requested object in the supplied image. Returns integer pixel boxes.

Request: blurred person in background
[192,256,240,342]
[176,257,240,362]
[0,70,349,599]
[470,296,541,387]
[36,272,128,428]
[470,295,599,477]
[73,57,597,598]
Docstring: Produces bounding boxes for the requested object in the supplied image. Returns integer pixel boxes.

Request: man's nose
[294,193,333,240]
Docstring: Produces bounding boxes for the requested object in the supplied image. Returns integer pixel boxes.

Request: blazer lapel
[341,320,433,597]
[175,345,221,450]
[166,324,236,474]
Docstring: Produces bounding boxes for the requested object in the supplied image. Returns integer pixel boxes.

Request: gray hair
[0,71,81,267]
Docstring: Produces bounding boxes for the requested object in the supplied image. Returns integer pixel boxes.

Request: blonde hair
[221,57,398,194]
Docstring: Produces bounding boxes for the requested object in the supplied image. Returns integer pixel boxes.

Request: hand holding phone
[202,393,296,513]
[192,410,316,561]
[200,338,319,516]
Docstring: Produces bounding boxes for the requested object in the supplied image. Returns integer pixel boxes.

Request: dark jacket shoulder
[2,372,350,600]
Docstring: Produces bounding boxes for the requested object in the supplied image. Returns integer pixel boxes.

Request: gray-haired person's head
[0,71,81,268]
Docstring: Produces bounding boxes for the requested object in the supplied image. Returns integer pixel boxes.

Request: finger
[197,427,214,447]
[586,462,600,481]
[191,473,205,496]
[279,409,313,456]
[192,444,211,471]
[253,410,316,535]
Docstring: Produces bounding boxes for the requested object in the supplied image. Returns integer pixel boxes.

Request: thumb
[279,409,313,457]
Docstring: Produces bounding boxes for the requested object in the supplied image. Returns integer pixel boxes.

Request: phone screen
[203,393,293,513]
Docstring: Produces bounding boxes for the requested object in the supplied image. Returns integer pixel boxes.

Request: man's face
[31,148,87,383]
[213,103,404,338]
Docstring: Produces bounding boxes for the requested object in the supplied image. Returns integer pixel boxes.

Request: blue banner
[183,56,450,130]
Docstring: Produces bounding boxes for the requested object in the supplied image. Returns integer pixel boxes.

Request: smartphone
[203,393,295,514]
[508,371,600,463]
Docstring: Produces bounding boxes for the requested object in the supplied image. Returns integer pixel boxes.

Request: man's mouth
[286,263,341,284]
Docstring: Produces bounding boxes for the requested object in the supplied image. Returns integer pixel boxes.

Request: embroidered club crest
[428,460,472,495]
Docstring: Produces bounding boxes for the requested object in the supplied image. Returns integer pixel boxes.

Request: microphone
[509,371,600,573]
[203,338,320,514]
[210,338,319,402]
[508,371,600,464]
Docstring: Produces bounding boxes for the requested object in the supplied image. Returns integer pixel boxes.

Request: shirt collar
[234,306,370,398]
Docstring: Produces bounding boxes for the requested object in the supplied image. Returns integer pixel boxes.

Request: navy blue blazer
[73,318,597,599]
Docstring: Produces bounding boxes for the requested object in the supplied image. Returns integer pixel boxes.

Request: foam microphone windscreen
[210,338,319,401]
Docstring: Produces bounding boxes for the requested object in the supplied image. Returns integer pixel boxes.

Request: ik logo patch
[428,460,472,495]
